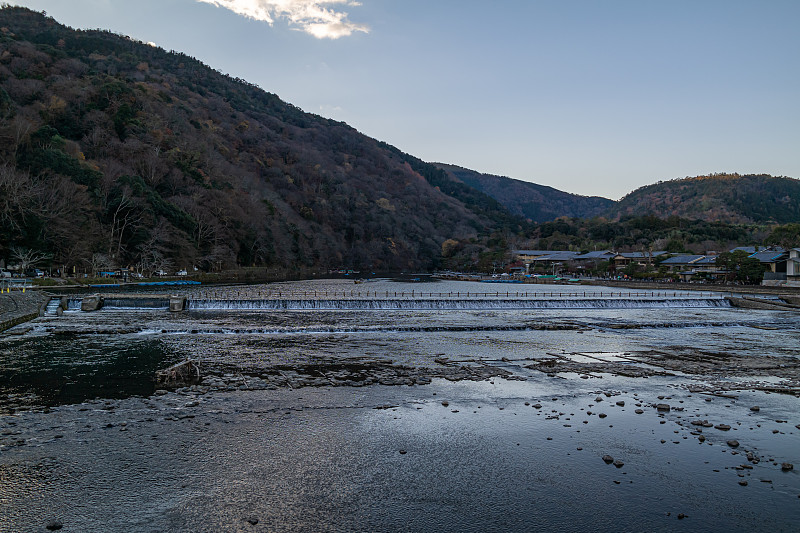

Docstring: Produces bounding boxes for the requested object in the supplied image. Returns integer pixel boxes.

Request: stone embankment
[726,296,800,311]
[0,290,50,333]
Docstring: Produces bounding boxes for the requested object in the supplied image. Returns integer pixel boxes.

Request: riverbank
[0,290,49,333]
[582,279,800,296]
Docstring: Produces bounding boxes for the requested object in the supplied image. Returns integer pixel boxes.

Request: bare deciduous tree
[0,164,35,231]
[107,186,144,259]
[10,246,51,273]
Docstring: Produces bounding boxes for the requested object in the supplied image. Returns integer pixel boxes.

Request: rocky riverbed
[1,376,798,532]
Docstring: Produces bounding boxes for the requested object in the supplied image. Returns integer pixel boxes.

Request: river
[1,278,798,531]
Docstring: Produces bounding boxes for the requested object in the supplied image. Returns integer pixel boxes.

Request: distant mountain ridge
[609,173,800,224]
[435,166,799,225]
[436,164,614,223]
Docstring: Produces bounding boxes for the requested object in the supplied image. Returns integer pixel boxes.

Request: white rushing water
[185,297,731,311]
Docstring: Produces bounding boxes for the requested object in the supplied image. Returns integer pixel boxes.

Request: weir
[185,297,731,311]
[63,297,170,310]
[56,292,733,312]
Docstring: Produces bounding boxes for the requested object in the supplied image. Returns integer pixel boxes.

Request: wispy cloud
[196,0,369,39]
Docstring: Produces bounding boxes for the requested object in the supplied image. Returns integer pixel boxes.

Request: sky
[9,0,800,199]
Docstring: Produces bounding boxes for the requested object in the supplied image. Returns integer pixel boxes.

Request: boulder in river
[170,296,187,312]
[155,360,201,388]
[80,295,103,312]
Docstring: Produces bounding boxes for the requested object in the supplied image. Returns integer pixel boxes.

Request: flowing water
[1,279,799,532]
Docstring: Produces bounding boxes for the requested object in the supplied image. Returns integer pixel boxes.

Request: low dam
[50,290,733,314]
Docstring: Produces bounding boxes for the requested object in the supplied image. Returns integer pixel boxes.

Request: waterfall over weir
[185,297,731,311]
[64,297,170,310]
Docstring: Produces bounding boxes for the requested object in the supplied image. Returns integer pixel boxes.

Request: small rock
[677,514,686,520]
[750,406,760,412]
[246,517,259,525]
[595,397,603,402]
[727,440,739,448]
[714,424,731,431]
[45,520,63,531]
[399,449,407,455]
[656,404,670,411]
[613,459,624,468]
[739,480,748,486]
[781,463,794,471]
[441,401,449,407]
[598,413,607,419]
[533,404,542,409]
[616,401,625,407]
[634,409,643,414]
[602,455,614,464]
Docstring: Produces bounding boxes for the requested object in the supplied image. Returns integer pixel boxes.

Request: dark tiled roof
[532,252,580,261]
[512,250,570,256]
[573,251,614,259]
[661,255,707,264]
[749,251,787,263]
[694,256,718,264]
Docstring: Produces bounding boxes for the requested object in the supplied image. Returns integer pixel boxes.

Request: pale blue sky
[10,0,800,199]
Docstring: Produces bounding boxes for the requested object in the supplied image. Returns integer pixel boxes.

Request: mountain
[610,173,800,224]
[436,164,614,223]
[0,7,525,274]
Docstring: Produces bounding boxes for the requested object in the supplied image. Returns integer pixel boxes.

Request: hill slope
[436,164,614,223]
[610,174,800,224]
[0,7,524,274]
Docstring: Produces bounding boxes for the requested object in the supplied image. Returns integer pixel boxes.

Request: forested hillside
[0,7,524,275]
[437,164,614,223]
[610,174,800,224]
[520,215,766,254]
